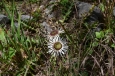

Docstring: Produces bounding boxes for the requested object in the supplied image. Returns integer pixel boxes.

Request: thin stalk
[58,21,75,45]
[2,0,11,19]
[11,0,15,32]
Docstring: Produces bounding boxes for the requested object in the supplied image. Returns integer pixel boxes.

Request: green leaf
[8,47,16,58]
[95,31,104,39]
[0,28,6,42]
[99,3,105,12]
[88,49,93,55]
[111,44,115,48]
[92,41,98,47]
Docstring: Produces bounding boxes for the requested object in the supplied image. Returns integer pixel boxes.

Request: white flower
[47,36,68,57]
[47,28,64,40]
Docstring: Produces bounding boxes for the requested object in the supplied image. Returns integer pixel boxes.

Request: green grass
[0,0,115,76]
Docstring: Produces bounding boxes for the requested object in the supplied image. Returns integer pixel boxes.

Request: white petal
[60,50,65,54]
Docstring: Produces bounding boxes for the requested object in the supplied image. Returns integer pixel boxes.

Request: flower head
[47,36,68,57]
[47,28,64,40]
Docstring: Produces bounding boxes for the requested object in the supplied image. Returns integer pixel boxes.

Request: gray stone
[113,7,115,16]
[21,15,33,21]
[41,21,52,32]
[0,14,10,24]
[44,8,50,15]
[76,1,101,17]
[48,13,54,19]
[14,22,18,27]
[76,1,92,18]
[76,1,104,24]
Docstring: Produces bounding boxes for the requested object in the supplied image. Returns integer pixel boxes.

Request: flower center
[50,30,58,36]
[53,42,62,50]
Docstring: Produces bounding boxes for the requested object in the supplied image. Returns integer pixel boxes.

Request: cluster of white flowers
[44,24,68,57]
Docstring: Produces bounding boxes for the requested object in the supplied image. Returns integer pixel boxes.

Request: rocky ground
[0,0,115,76]
[0,0,115,33]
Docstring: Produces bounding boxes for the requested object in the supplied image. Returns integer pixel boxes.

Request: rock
[0,14,10,24]
[113,7,115,17]
[14,22,18,27]
[76,1,92,18]
[21,15,33,21]
[85,14,99,24]
[44,8,51,15]
[41,21,52,32]
[75,1,105,36]
[76,1,104,24]
[48,13,54,19]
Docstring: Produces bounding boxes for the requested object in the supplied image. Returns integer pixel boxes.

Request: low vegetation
[0,0,115,76]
